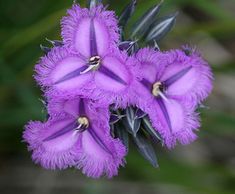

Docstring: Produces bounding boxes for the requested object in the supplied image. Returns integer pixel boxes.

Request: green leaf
[145,12,177,42]
[135,108,147,119]
[131,0,163,38]
[118,40,136,51]
[40,44,51,54]
[119,0,137,28]
[142,117,162,143]
[87,0,102,9]
[114,123,129,150]
[132,133,158,167]
[110,114,125,125]
[125,107,141,136]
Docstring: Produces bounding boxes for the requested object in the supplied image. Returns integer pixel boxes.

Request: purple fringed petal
[133,48,166,82]
[97,56,128,89]
[90,50,134,108]
[78,124,126,178]
[144,98,200,149]
[127,48,165,105]
[23,115,81,170]
[75,100,126,178]
[48,98,82,117]
[129,47,212,148]
[61,4,120,57]
[47,97,126,178]
[36,48,133,107]
[34,47,93,95]
[159,49,213,106]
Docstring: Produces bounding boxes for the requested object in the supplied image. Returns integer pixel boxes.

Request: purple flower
[23,98,126,178]
[23,0,215,177]
[130,48,213,148]
[35,5,133,107]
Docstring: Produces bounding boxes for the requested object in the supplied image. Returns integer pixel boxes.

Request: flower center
[80,56,101,74]
[152,82,165,97]
[89,55,101,70]
[77,116,89,129]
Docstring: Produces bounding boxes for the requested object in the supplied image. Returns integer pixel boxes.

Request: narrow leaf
[131,0,163,38]
[87,0,102,9]
[133,133,158,167]
[118,40,139,55]
[145,13,177,42]
[135,108,147,119]
[110,114,125,125]
[40,44,51,54]
[153,40,160,51]
[39,98,49,120]
[119,0,137,28]
[46,38,63,47]
[118,40,135,51]
[114,123,129,150]
[110,124,115,138]
[142,117,162,143]
[125,107,141,136]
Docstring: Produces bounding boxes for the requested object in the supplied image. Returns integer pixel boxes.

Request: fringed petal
[160,49,213,106]
[96,56,129,91]
[133,48,166,83]
[23,115,81,170]
[90,50,134,108]
[144,98,200,149]
[48,98,83,117]
[61,4,120,57]
[35,46,93,98]
[76,105,126,178]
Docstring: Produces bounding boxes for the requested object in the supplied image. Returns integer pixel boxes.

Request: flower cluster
[23,1,213,178]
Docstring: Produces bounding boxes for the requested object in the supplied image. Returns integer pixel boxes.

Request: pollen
[89,56,101,69]
[152,82,163,97]
[77,117,89,128]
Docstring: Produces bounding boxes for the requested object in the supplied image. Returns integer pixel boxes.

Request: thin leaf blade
[114,123,129,150]
[135,108,147,119]
[133,133,158,167]
[118,40,135,51]
[119,0,137,28]
[131,0,163,38]
[145,13,177,42]
[40,45,51,54]
[87,0,102,9]
[125,107,141,136]
[142,117,162,143]
[110,114,125,125]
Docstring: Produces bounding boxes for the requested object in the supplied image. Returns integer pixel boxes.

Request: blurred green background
[0,0,235,194]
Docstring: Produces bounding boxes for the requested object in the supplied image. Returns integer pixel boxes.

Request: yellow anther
[152,82,162,97]
[77,117,89,128]
[89,55,101,69]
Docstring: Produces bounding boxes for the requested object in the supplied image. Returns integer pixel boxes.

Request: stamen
[80,64,97,74]
[152,82,169,102]
[158,91,169,103]
[80,56,101,74]
[77,116,89,129]
[152,82,164,97]
[89,56,101,67]
[74,123,83,130]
